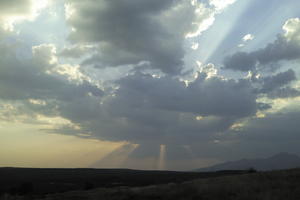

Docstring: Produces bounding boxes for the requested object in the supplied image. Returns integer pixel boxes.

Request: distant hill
[196,152,300,171]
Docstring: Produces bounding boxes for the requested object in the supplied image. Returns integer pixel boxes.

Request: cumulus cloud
[0,43,101,101]
[63,0,225,74]
[283,18,300,43]
[0,38,269,146]
[108,71,258,118]
[0,39,103,126]
[224,18,300,72]
[0,0,250,148]
[46,64,267,145]
[2,39,251,145]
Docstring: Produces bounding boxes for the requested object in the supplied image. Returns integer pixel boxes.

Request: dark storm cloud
[224,36,300,72]
[0,42,103,122]
[259,69,296,93]
[234,110,300,142]
[224,51,257,72]
[247,69,300,99]
[0,20,257,146]
[51,68,264,144]
[0,44,102,101]
[64,0,212,74]
[112,72,258,118]
[267,87,300,99]
[183,108,300,162]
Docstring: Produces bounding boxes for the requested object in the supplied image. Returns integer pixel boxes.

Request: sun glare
[2,0,49,31]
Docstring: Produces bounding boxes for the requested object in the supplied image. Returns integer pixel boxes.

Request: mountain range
[196,152,300,171]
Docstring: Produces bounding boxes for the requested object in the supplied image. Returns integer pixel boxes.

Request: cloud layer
[1,1,300,169]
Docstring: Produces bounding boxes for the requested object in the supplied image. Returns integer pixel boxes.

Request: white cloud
[185,0,237,38]
[242,34,254,42]
[191,42,199,50]
[185,3,215,38]
[283,18,300,43]
[209,0,237,11]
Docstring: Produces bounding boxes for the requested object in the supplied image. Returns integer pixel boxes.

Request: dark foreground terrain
[1,168,300,200]
[0,167,248,196]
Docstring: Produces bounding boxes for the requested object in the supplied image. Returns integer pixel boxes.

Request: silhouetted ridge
[196,152,300,171]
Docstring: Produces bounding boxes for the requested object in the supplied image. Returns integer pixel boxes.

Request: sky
[1,0,300,171]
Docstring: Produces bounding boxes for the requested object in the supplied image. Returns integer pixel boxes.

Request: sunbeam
[200,0,252,63]
[89,143,139,168]
[158,144,166,170]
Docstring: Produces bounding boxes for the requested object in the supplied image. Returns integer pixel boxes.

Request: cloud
[0,43,100,100]
[235,109,300,142]
[0,0,50,30]
[267,87,300,99]
[259,69,297,93]
[224,51,257,71]
[0,0,32,16]
[209,0,236,11]
[191,42,199,50]
[58,45,90,58]
[283,18,300,43]
[242,34,254,42]
[3,0,300,169]
[244,68,300,99]
[63,0,222,74]
[110,71,258,118]
[47,64,266,145]
[224,18,300,72]
[249,69,300,99]
[0,39,270,146]
[0,0,252,147]
[0,40,103,125]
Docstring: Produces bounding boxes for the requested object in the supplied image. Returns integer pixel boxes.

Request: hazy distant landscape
[196,152,300,171]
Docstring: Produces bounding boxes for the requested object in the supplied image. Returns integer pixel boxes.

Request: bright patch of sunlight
[196,116,204,120]
[230,122,244,131]
[158,144,166,170]
[2,0,50,31]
